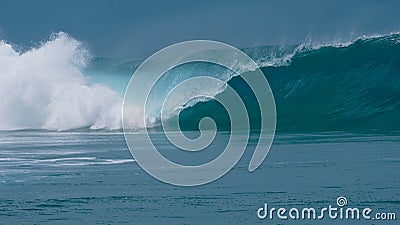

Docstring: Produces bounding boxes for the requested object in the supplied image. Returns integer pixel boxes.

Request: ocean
[0,131,399,224]
[0,33,399,224]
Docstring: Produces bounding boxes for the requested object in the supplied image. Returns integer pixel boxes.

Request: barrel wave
[1,33,399,131]
[177,34,400,132]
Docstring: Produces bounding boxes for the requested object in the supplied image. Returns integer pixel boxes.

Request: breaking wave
[1,32,399,131]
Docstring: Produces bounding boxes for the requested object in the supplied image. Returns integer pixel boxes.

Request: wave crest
[0,32,122,131]
[1,32,399,131]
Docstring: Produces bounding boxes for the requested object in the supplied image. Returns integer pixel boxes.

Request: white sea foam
[56,159,135,166]
[0,32,123,131]
[1,32,398,131]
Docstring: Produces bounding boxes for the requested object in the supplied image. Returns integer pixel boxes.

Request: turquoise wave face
[83,34,400,132]
[3,32,397,131]
[73,33,400,132]
[177,34,400,132]
[83,58,142,96]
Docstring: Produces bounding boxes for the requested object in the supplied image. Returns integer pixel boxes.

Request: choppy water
[0,131,398,224]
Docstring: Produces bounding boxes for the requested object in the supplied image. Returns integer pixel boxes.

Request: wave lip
[177,33,400,132]
[1,32,399,132]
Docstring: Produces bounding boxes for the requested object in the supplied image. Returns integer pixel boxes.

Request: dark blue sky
[1,0,399,58]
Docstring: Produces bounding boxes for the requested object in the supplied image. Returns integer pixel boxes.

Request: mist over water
[0,33,122,131]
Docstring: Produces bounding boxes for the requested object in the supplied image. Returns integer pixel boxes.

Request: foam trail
[0,32,123,131]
